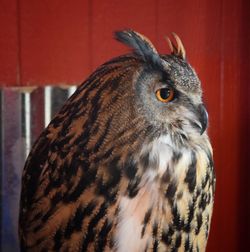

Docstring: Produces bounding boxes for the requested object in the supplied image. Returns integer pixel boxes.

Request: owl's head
[70,29,209,152]
[110,30,208,147]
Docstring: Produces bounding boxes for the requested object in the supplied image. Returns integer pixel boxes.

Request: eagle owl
[19,30,215,252]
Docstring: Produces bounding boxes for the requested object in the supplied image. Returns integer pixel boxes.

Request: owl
[19,30,215,252]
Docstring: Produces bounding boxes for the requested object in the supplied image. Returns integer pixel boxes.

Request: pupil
[160,88,170,99]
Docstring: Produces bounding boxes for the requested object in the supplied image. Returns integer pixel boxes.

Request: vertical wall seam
[219,0,225,132]
[155,0,159,48]
[88,0,93,72]
[16,0,22,86]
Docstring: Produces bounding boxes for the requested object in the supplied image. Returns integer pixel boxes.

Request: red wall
[0,0,249,251]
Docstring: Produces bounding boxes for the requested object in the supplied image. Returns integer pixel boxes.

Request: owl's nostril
[198,104,208,135]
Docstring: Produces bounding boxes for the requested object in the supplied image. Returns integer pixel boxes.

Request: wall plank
[0,0,19,86]
[91,0,157,70]
[20,0,91,86]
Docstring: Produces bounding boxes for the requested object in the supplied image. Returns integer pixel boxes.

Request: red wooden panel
[20,0,91,86]
[212,2,240,251]
[239,1,250,250]
[91,0,157,70]
[0,0,19,86]
[218,1,250,251]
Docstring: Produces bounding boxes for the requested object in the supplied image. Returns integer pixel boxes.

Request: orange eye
[155,88,174,103]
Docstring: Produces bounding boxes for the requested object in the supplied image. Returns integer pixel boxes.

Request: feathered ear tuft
[114,29,166,70]
[166,33,186,59]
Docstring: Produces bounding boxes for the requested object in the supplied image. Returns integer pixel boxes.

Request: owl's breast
[114,135,215,252]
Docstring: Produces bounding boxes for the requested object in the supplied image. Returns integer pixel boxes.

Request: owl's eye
[155,88,174,103]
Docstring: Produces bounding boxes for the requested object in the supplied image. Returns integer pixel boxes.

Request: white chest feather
[114,194,153,252]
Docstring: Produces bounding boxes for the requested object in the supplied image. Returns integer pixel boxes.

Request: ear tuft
[165,33,186,59]
[114,29,165,69]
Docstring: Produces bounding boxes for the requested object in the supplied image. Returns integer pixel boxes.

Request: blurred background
[0,0,249,251]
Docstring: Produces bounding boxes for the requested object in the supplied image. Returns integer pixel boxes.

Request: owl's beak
[198,104,208,135]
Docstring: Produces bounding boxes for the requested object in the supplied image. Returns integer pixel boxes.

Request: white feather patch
[150,135,173,176]
[114,185,156,252]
